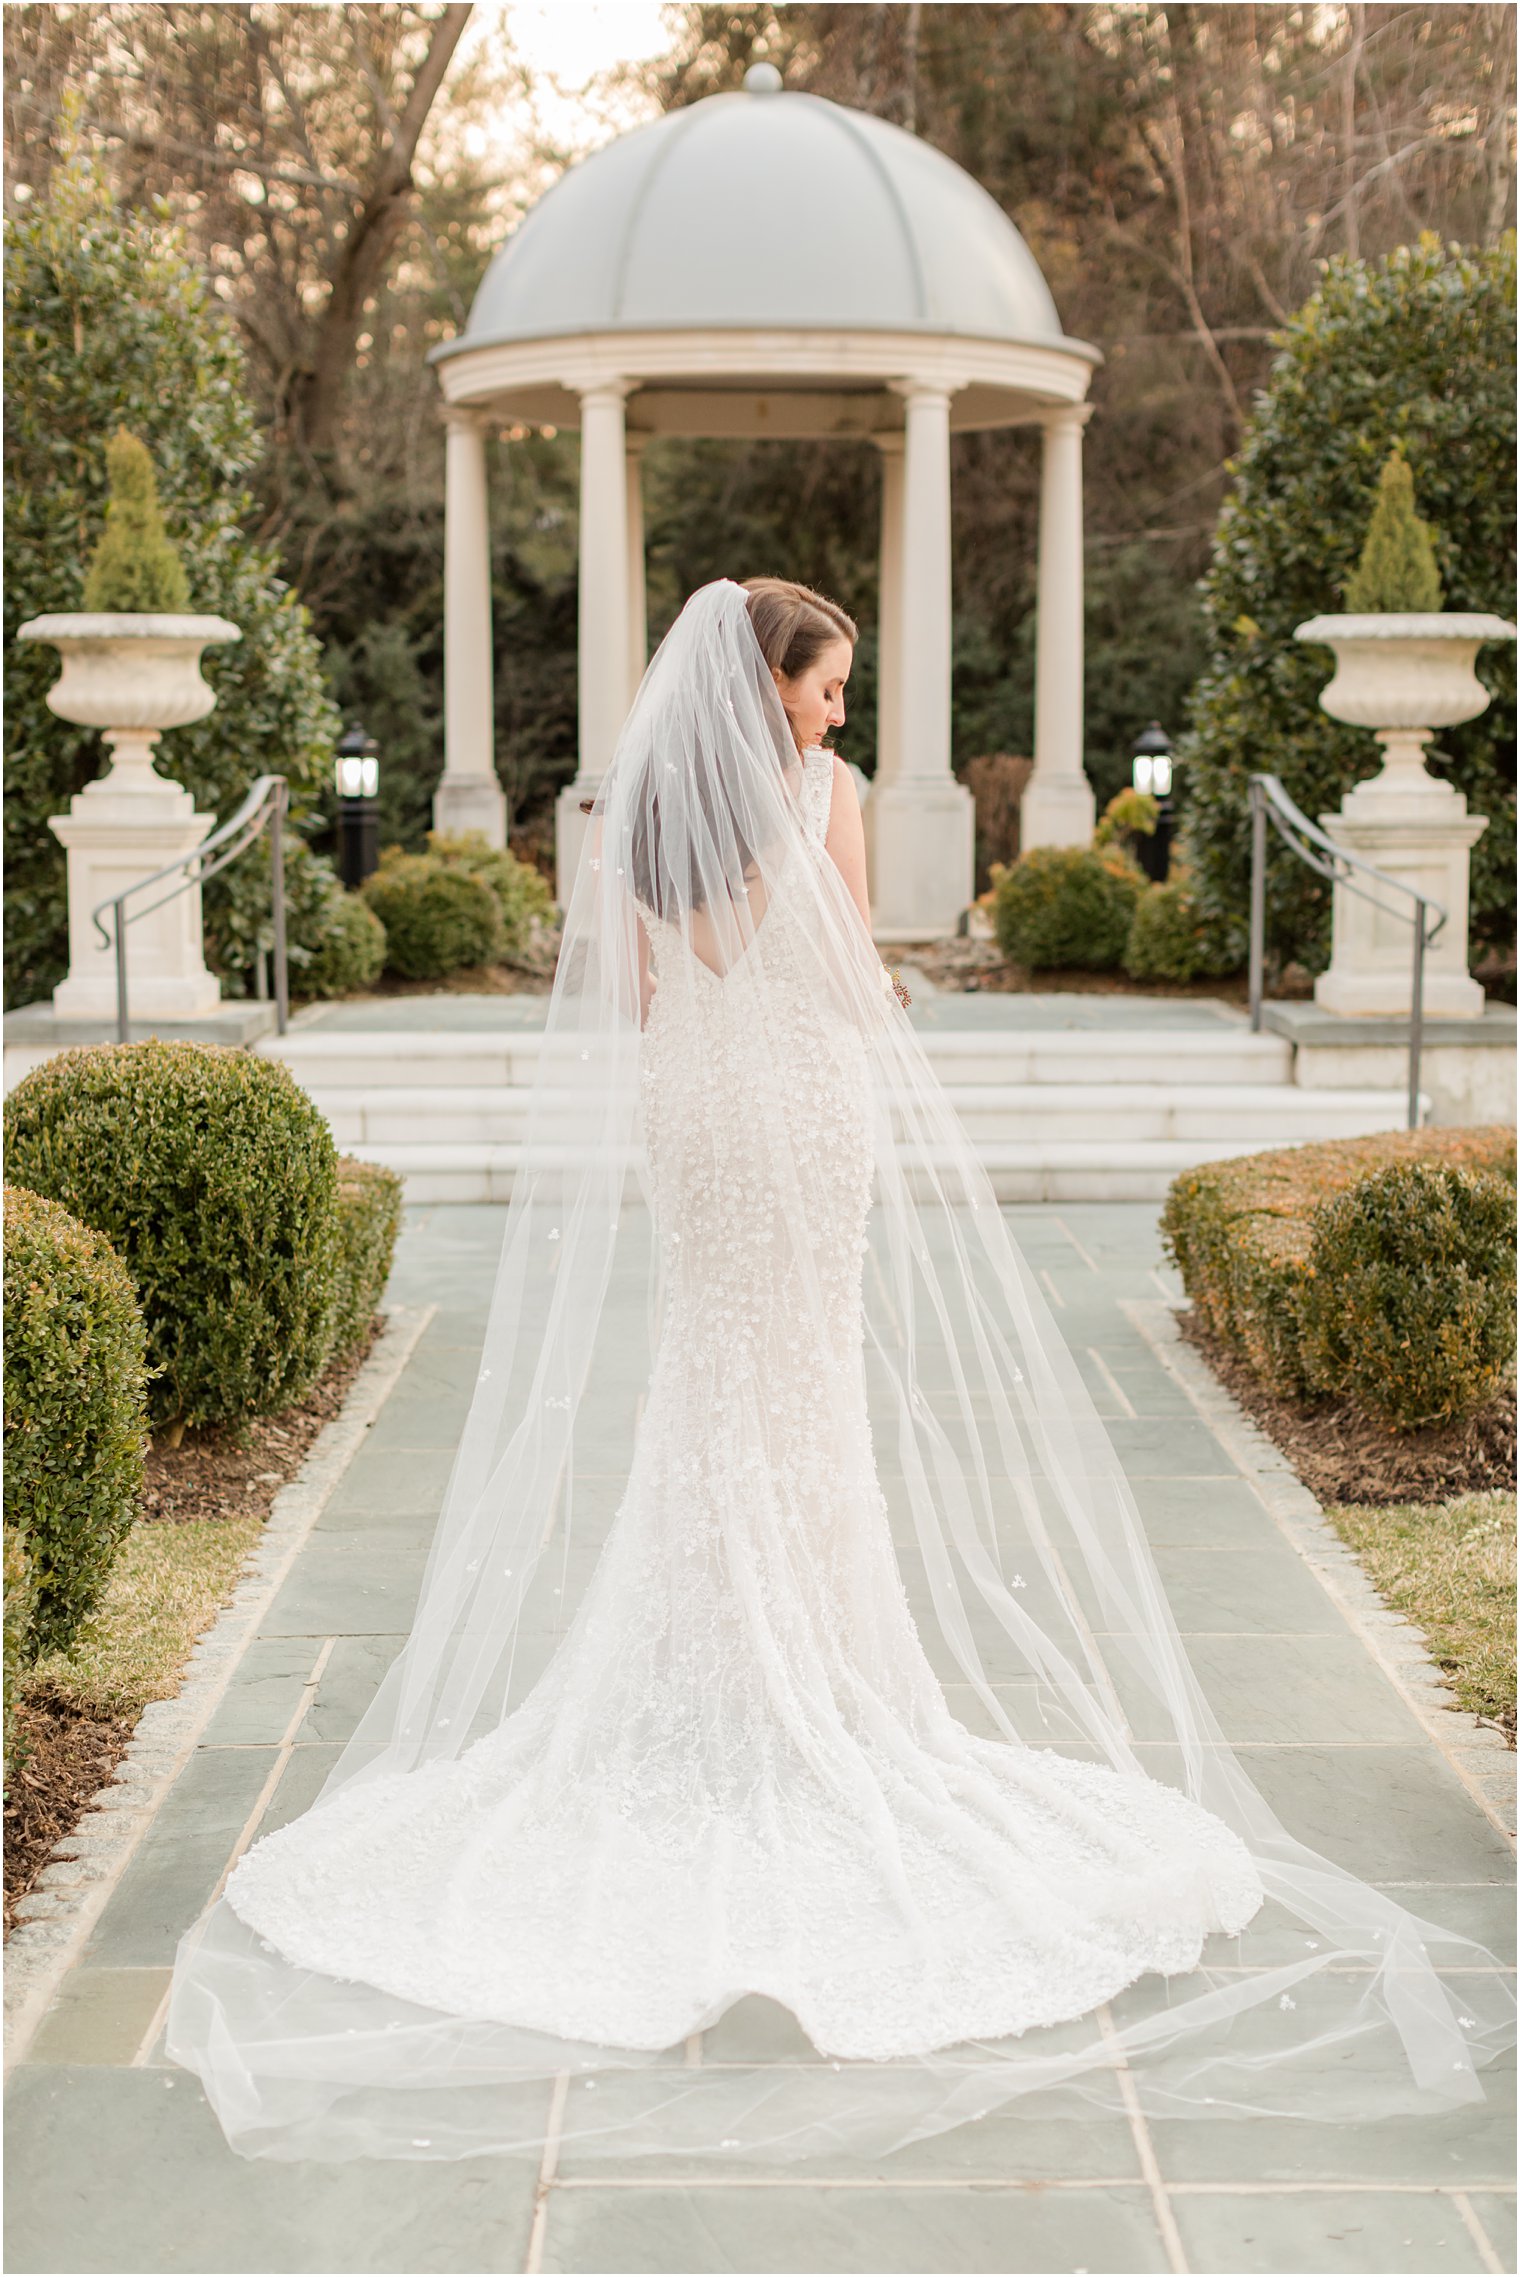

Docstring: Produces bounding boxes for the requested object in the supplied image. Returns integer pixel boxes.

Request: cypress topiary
[1343,448,1445,614]
[81,428,191,613]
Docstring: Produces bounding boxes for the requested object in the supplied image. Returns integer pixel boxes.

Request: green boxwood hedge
[300,883,388,1000]
[992,847,1142,971]
[330,1156,404,1363]
[1160,1126,1519,1402]
[3,1186,149,1673]
[1123,877,1234,983]
[425,831,556,958]
[1299,1160,1516,1431]
[4,1043,340,1436]
[362,854,502,981]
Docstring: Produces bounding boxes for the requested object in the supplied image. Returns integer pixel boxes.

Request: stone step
[303,1080,1420,1150]
[326,1127,1424,1205]
[262,1024,1296,1089]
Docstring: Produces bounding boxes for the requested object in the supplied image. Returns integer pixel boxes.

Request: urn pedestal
[1294,613,1515,1021]
[17,614,241,1020]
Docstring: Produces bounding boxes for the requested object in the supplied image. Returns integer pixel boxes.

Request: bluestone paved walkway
[5,1203,1514,2277]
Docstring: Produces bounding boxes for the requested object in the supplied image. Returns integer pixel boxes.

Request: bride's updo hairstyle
[628,578,858,920]
[741,578,858,754]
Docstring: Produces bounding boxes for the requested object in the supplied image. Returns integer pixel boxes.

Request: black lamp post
[334,723,380,889]
[1131,721,1175,883]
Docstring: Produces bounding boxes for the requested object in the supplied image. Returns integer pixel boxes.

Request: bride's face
[774,636,852,752]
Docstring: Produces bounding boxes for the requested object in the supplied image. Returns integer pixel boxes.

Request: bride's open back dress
[168,581,1511,2164]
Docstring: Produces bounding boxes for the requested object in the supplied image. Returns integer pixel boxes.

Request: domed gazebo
[430,64,1100,933]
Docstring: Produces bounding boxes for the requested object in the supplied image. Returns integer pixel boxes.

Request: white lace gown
[225,745,1262,2060]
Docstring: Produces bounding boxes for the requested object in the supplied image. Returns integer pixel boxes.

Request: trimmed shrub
[4,1044,340,1436]
[1123,877,1234,983]
[329,1156,404,1363]
[205,839,387,1002]
[362,854,502,980]
[1300,1161,1516,1430]
[423,831,557,956]
[302,888,387,1000]
[992,846,1142,971]
[1161,1126,1518,1398]
[3,1186,149,1664]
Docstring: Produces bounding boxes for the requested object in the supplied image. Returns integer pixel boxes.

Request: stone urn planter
[18,611,241,787]
[16,611,241,1020]
[1294,610,1516,1020]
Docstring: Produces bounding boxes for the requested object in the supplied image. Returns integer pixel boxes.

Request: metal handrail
[91,774,290,1043]
[1247,772,1443,1131]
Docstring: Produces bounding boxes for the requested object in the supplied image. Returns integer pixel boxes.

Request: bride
[168,576,1511,2164]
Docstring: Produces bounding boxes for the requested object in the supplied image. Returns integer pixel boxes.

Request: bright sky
[457,2,675,162]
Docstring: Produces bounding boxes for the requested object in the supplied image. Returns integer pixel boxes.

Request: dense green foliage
[1160,1126,1519,1399]
[1343,448,1445,613]
[1300,1161,1517,1430]
[81,428,191,612]
[1122,876,1234,983]
[363,853,503,979]
[301,884,389,1000]
[3,1186,149,1669]
[1176,236,1517,977]
[991,847,1142,971]
[3,133,340,1009]
[423,831,557,952]
[329,1157,405,1363]
[4,1044,341,1433]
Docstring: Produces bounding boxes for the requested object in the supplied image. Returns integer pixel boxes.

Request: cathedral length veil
[167,578,1513,2164]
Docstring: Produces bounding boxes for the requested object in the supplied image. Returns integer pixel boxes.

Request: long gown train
[222,744,1264,2056]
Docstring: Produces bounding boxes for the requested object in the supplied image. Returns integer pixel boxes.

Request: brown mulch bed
[4,1323,380,1937]
[139,1323,377,1527]
[1175,1306,1517,1508]
[3,1694,137,1937]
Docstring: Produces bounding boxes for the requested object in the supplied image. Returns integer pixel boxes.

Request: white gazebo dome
[447,85,1074,358]
[430,69,1099,929]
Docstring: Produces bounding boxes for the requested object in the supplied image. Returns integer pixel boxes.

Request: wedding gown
[171,581,1510,2163]
[223,742,1262,2055]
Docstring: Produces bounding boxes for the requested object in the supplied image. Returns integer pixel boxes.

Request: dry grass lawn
[24,1512,265,1722]
[1323,1488,1516,1738]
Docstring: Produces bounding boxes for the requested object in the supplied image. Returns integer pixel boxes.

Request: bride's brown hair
[742,578,857,751]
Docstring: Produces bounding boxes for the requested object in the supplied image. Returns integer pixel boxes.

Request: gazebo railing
[92,774,290,1044]
[1247,772,1442,1132]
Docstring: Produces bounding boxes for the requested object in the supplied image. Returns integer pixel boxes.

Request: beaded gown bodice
[224,744,1262,2059]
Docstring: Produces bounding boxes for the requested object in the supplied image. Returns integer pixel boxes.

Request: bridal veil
[166,577,1513,2163]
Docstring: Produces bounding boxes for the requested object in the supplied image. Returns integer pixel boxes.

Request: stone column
[872,433,905,789]
[1021,403,1095,849]
[556,379,632,901]
[865,384,974,938]
[626,434,649,705]
[434,409,506,845]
